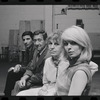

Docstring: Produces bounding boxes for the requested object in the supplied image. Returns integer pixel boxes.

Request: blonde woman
[17,28,98,96]
[56,25,98,95]
[17,31,69,96]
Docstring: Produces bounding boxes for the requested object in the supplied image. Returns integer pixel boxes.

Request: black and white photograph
[0,5,100,96]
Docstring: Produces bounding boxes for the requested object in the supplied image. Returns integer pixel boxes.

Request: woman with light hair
[16,27,98,96]
[56,25,98,95]
[16,31,69,96]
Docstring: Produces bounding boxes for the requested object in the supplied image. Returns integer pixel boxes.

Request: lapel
[33,49,38,65]
[36,45,48,68]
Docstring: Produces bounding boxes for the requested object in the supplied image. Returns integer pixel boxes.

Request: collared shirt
[43,57,69,90]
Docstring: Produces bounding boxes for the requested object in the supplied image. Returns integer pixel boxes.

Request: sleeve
[20,58,35,75]
[20,47,34,72]
[26,59,49,88]
[23,59,35,77]
[26,73,43,86]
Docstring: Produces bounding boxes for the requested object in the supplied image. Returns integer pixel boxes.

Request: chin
[51,54,57,57]
[51,54,55,56]
[38,48,42,51]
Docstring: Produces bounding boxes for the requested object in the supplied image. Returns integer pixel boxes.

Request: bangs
[48,32,62,44]
[61,27,86,48]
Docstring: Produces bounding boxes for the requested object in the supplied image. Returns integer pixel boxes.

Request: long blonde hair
[61,25,92,62]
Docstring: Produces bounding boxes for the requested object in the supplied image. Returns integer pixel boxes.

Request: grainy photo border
[0,0,100,100]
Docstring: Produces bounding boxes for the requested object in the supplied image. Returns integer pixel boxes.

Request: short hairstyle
[48,31,63,45]
[61,25,92,62]
[48,31,66,60]
[33,30,47,41]
[22,31,33,40]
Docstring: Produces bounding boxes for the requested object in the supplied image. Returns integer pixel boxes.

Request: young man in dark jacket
[4,31,35,96]
[12,30,49,95]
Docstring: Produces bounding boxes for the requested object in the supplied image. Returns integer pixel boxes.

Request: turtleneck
[68,55,89,67]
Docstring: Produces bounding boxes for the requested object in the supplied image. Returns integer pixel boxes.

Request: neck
[68,55,80,66]
[52,55,60,61]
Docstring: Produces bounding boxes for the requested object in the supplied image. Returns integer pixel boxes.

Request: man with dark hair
[4,31,35,96]
[12,30,49,95]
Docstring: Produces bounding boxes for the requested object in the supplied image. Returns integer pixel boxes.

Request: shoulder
[75,63,91,74]
[45,57,52,64]
[59,60,69,70]
[73,70,88,79]
[45,57,51,61]
[72,63,92,82]
[44,57,53,71]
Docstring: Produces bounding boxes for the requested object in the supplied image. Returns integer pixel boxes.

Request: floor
[0,58,100,96]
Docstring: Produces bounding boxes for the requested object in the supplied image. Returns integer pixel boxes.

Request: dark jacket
[23,45,49,87]
[20,42,35,71]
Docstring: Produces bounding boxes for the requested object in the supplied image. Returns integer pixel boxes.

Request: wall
[54,5,100,50]
[0,5,45,53]
[0,5,100,53]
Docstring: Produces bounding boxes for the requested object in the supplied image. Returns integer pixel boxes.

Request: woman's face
[48,39,62,57]
[63,40,83,59]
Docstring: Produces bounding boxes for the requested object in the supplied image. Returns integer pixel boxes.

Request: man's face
[22,35,33,48]
[33,34,46,51]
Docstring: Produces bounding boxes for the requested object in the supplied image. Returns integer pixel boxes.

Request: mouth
[25,44,28,46]
[50,51,56,54]
[36,46,42,50]
[68,51,74,55]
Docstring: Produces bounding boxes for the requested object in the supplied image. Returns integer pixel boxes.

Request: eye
[70,41,77,45]
[63,41,68,46]
[54,42,59,45]
[23,39,25,41]
[48,42,52,45]
[38,39,42,42]
[26,38,30,40]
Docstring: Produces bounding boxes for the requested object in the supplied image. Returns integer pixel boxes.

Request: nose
[35,40,40,45]
[50,44,55,49]
[67,43,72,49]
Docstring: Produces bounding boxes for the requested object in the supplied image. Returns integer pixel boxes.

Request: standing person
[4,31,34,96]
[56,25,98,95]
[16,31,69,96]
[12,30,48,95]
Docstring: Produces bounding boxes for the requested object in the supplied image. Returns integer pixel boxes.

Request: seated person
[12,30,49,95]
[4,31,34,96]
[17,31,69,96]
[56,25,98,95]
[17,30,98,96]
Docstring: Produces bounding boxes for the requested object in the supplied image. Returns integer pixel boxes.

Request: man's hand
[18,75,29,88]
[19,78,26,88]
[8,67,14,72]
[13,64,21,73]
